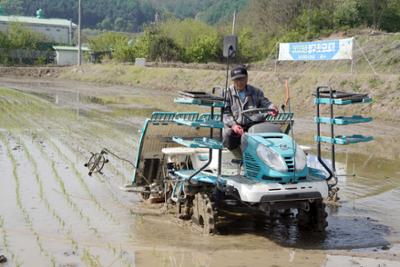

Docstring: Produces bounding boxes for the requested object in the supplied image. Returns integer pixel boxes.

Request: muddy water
[0,78,400,266]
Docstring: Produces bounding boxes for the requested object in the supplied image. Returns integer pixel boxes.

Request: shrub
[0,31,9,49]
[185,34,221,63]
[159,18,215,48]
[88,32,129,52]
[8,22,47,50]
[237,27,265,62]
[113,39,137,62]
[148,35,182,62]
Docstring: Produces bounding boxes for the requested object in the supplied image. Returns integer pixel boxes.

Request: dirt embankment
[0,66,62,78]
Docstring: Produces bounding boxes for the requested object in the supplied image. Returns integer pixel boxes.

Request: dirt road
[0,77,399,267]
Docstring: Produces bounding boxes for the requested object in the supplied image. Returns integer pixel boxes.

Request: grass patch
[368,77,384,89]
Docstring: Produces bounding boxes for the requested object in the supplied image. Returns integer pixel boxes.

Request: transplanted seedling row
[1,133,56,266]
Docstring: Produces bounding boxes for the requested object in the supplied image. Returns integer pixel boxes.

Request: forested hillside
[0,0,247,32]
[0,0,399,65]
[1,0,398,35]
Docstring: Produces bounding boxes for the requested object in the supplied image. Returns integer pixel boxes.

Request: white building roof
[53,46,90,51]
[0,15,77,28]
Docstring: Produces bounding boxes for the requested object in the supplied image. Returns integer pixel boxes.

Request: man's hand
[231,124,244,136]
[267,106,279,117]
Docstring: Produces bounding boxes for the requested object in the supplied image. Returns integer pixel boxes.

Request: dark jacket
[223,84,273,128]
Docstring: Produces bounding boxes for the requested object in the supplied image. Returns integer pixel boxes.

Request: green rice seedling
[0,133,54,265]
[0,216,22,266]
[2,88,128,206]
[47,138,118,224]
[81,249,102,267]
[18,136,70,232]
[1,88,135,265]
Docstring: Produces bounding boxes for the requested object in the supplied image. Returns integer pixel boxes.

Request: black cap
[230,65,248,80]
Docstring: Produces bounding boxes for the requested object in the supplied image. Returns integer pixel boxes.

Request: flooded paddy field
[0,77,399,267]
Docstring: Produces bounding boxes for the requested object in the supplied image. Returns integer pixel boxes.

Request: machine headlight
[295,145,307,171]
[256,144,288,172]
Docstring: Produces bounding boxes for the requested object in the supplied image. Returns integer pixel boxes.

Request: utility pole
[232,10,236,35]
[307,0,311,40]
[77,0,82,66]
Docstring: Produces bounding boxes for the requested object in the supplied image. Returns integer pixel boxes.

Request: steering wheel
[240,107,275,116]
[240,108,276,122]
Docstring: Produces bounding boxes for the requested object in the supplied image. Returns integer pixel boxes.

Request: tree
[380,0,400,32]
[333,0,361,28]
[148,35,182,62]
[359,0,388,30]
[0,0,23,15]
[8,23,47,50]
[114,17,126,32]
[99,17,113,30]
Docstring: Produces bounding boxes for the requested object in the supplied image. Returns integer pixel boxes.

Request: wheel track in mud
[0,133,56,266]
[0,89,136,266]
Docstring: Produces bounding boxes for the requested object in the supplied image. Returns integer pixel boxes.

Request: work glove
[267,106,279,117]
[231,124,244,136]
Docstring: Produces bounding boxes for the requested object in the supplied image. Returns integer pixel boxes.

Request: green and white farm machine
[125,87,373,234]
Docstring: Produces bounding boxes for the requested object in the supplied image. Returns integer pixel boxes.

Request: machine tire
[176,197,193,220]
[140,186,151,200]
[192,193,217,234]
[297,199,328,232]
[312,200,328,232]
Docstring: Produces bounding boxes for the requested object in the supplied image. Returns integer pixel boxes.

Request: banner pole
[274,42,278,74]
[350,37,354,75]
[355,39,377,75]
[351,59,354,75]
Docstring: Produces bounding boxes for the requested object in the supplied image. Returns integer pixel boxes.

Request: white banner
[278,38,353,61]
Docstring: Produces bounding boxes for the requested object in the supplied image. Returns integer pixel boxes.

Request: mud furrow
[1,99,127,205]
[29,136,135,266]
[46,137,119,224]
[36,138,97,232]
[4,95,133,202]
[17,135,85,261]
[1,98,135,265]
[39,138,135,266]
[0,100,94,229]
[0,133,54,266]
[19,138,67,230]
[23,134,128,266]
[0,216,22,267]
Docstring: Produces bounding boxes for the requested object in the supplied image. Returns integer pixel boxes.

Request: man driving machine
[223,65,279,150]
